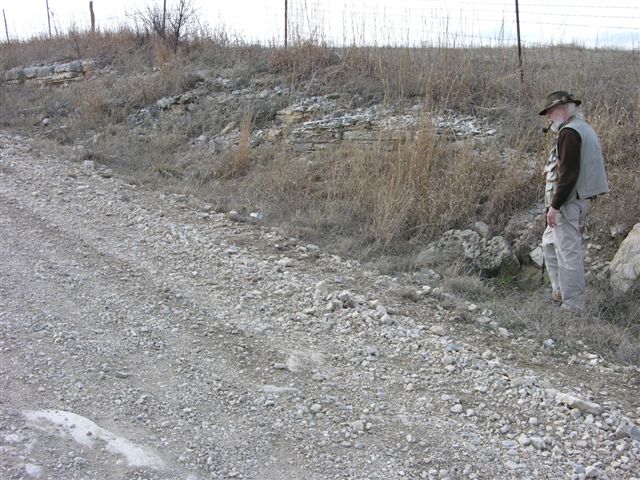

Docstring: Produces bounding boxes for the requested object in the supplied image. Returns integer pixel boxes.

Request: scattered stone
[518,433,531,446]
[430,325,446,336]
[24,464,44,479]
[530,436,546,450]
[97,168,113,179]
[585,465,601,478]
[366,346,379,357]
[473,221,490,238]
[549,390,602,415]
[504,460,524,471]
[350,420,365,433]
[610,224,626,238]
[481,350,495,360]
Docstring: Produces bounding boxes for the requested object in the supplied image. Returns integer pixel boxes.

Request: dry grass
[214,115,252,179]
[246,127,538,253]
[1,28,638,363]
[492,283,640,366]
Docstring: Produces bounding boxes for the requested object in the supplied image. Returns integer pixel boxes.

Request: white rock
[473,221,490,238]
[24,464,44,479]
[430,325,445,336]
[585,466,601,478]
[504,460,524,470]
[350,420,365,433]
[530,436,546,450]
[609,223,640,296]
[481,350,495,360]
[550,390,602,415]
[518,433,531,446]
[529,245,544,268]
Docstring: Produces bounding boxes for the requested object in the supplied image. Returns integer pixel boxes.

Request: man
[539,91,609,312]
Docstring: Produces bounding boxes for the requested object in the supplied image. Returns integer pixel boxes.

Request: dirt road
[1,131,638,479]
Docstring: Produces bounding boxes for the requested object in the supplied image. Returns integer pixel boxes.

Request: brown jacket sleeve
[551,127,581,209]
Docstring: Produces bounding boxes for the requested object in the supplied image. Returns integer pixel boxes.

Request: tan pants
[542,199,589,311]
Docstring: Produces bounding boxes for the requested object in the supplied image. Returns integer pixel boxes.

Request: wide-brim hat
[538,90,582,115]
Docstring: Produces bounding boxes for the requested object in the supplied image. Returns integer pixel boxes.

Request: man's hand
[547,206,559,228]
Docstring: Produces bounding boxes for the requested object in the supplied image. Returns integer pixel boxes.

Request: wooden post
[284,0,288,48]
[515,0,524,81]
[3,9,9,43]
[89,1,95,33]
[46,0,52,37]
[162,0,167,38]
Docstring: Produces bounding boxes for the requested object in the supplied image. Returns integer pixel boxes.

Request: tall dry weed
[211,115,252,179]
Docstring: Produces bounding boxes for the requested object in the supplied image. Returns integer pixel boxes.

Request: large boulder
[437,229,483,262]
[610,223,640,296]
[417,229,520,277]
[475,236,520,276]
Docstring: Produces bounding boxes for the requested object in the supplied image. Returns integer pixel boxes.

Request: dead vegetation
[0,28,638,364]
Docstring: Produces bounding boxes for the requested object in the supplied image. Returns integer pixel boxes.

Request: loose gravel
[1,131,638,480]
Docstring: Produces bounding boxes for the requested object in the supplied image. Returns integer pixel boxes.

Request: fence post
[89,1,95,33]
[162,0,167,38]
[46,0,52,37]
[3,9,9,43]
[515,0,524,81]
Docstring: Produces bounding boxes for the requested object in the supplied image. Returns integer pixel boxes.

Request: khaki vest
[544,145,559,208]
[544,116,609,208]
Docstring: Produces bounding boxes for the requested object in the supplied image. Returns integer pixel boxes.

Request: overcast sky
[1,0,639,49]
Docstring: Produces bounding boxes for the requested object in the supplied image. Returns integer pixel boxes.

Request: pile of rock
[417,223,520,277]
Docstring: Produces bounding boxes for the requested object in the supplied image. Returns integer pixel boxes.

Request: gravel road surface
[1,131,638,479]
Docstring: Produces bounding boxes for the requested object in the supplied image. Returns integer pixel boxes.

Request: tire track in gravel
[0,191,325,479]
[0,134,505,479]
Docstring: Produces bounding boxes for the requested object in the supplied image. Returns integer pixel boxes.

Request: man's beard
[550,119,564,132]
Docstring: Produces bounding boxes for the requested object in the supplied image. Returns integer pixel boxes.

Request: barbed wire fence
[2,0,639,52]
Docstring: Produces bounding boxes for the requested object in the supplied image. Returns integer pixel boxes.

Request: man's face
[545,104,567,124]
[545,104,568,131]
